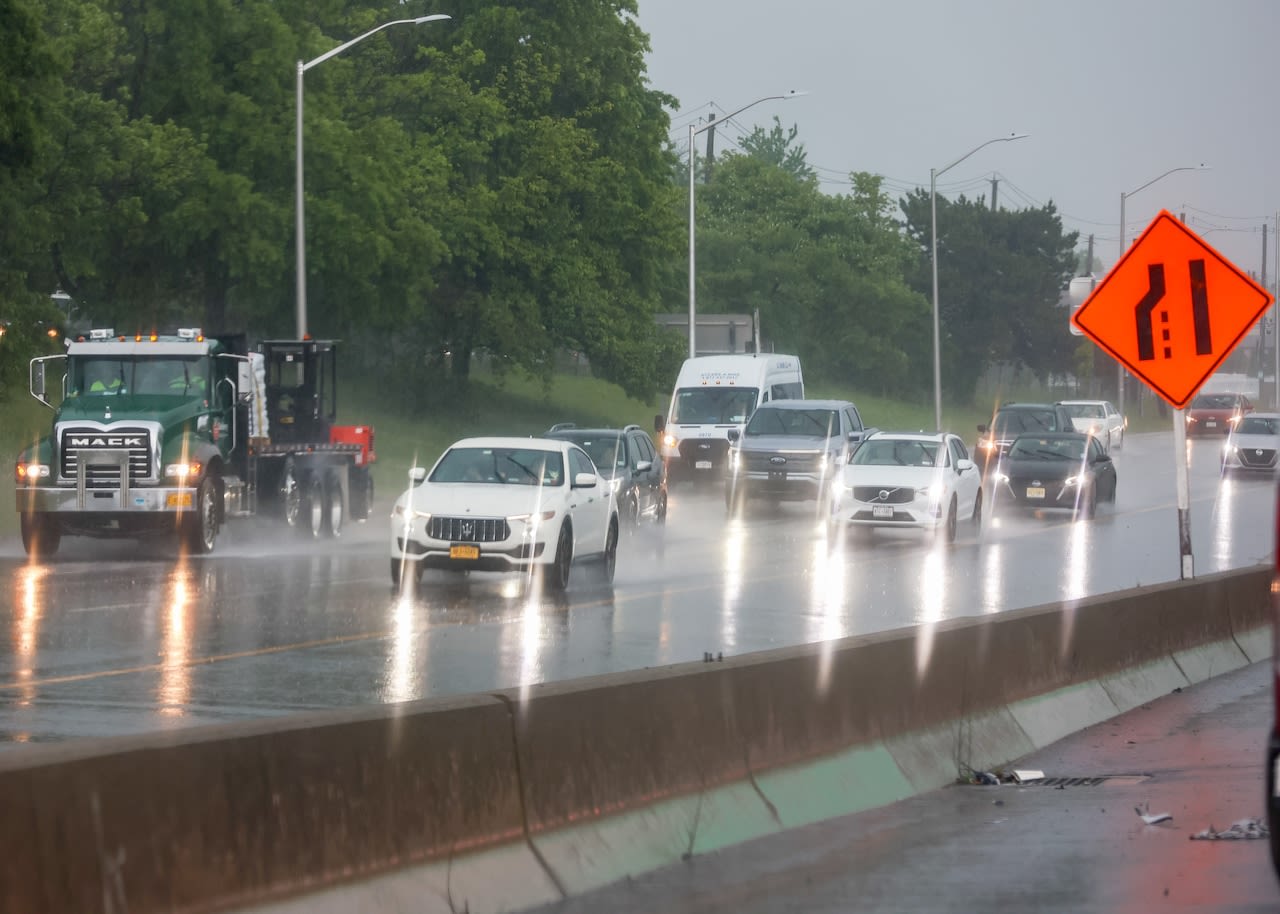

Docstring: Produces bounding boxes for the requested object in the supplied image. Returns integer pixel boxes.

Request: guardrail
[2,565,1269,914]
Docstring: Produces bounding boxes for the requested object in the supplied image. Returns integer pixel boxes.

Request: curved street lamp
[930,132,1028,432]
[687,90,806,358]
[295,14,452,339]
[1115,164,1209,410]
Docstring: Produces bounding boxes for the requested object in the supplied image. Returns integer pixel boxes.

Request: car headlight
[392,504,430,521]
[15,462,50,482]
[606,476,623,495]
[662,433,677,449]
[165,461,202,479]
[1063,475,1080,487]
[992,472,1009,484]
[914,482,945,501]
[510,509,557,524]
[979,439,996,450]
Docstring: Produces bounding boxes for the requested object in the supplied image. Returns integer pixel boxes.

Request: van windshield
[672,387,758,424]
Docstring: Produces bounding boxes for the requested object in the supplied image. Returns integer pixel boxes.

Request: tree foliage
[898,191,1079,401]
[0,0,685,407]
[694,137,928,394]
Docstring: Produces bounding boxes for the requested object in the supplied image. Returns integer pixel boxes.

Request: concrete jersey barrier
[1,565,1270,914]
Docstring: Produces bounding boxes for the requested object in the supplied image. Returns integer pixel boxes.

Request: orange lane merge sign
[1071,210,1274,409]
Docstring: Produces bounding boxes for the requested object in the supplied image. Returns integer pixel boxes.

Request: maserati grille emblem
[461,521,474,539]
[770,456,787,465]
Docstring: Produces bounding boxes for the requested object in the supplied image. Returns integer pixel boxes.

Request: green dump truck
[14,328,376,556]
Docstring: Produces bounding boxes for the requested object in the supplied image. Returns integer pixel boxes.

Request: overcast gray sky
[636,0,1278,276]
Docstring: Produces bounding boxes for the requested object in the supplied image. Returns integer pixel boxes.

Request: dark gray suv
[544,424,667,527]
[975,402,1075,474]
[725,399,873,511]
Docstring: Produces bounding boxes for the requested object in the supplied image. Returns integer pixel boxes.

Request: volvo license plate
[872,505,893,519]
[450,544,480,560]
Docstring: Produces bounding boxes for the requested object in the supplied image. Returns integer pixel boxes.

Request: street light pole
[687,90,806,359]
[929,132,1028,432]
[1115,165,1208,412]
[295,14,451,340]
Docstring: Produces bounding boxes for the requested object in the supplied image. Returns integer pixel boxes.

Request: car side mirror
[956,458,975,473]
[977,424,988,434]
[409,466,427,485]
[31,361,46,399]
[1096,454,1112,464]
[727,428,740,443]
[572,471,598,489]
[635,459,652,473]
[654,414,666,433]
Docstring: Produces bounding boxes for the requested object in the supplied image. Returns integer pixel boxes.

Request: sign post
[1072,210,1274,579]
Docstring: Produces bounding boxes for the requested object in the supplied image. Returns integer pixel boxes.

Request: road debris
[1189,818,1270,841]
[1135,803,1173,826]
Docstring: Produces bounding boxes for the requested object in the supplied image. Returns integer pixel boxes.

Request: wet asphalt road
[0,432,1272,748]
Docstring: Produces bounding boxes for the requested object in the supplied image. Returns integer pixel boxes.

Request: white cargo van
[655,354,803,481]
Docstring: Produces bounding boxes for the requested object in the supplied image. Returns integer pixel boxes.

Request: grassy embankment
[0,369,1168,538]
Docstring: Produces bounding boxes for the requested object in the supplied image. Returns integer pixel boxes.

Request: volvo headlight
[915,481,945,501]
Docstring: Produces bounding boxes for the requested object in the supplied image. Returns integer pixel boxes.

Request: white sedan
[827,431,983,544]
[1221,412,1280,474]
[390,436,619,591]
[1058,399,1126,453]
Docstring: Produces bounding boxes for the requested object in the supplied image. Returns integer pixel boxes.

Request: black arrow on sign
[1134,260,1213,361]
[1135,263,1165,361]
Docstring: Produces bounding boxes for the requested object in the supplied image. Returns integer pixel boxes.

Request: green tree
[736,116,814,181]
[693,130,926,394]
[899,190,1078,400]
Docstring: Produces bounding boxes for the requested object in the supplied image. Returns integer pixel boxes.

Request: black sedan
[990,432,1117,518]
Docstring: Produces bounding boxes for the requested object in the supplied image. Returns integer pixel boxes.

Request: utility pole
[1085,233,1097,395]
[704,113,717,183]
[990,173,999,211]
[1264,222,1270,404]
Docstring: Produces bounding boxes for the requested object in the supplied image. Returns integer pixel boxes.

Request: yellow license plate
[1026,487,1045,499]
[450,544,480,560]
[167,493,193,508]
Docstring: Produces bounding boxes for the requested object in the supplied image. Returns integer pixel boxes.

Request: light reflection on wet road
[0,432,1271,747]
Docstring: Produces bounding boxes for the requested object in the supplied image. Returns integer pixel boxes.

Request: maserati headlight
[510,509,557,524]
[393,503,430,521]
